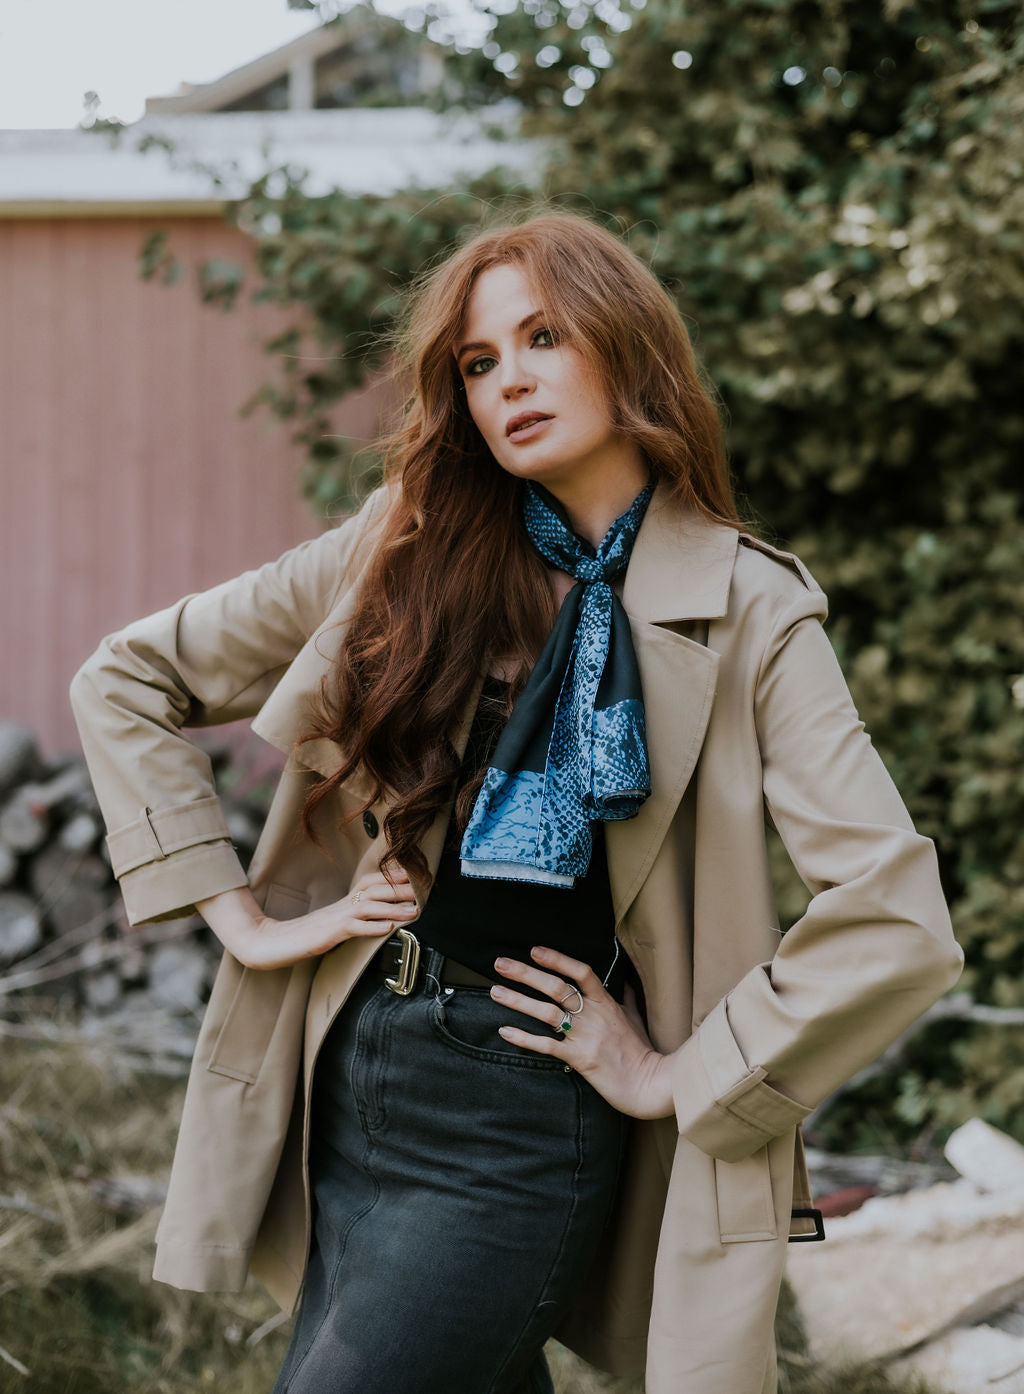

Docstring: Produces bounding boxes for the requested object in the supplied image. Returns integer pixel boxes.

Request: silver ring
[559,986,584,1015]
[558,1015,573,1034]
[353,889,362,905]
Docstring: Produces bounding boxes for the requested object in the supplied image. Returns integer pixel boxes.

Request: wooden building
[0,16,534,758]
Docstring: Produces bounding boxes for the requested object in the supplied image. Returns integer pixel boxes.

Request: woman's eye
[463,328,557,378]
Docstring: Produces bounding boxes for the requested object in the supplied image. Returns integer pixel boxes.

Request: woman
[69,210,963,1394]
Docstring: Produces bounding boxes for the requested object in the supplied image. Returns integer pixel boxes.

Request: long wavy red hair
[296,208,744,886]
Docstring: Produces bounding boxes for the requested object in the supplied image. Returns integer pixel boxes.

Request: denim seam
[486,1075,586,1394]
[282,990,385,1393]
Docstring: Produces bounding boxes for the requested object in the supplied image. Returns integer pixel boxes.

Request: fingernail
[494,957,511,970]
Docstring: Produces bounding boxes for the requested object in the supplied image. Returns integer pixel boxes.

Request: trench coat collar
[620,478,737,624]
[251,480,739,923]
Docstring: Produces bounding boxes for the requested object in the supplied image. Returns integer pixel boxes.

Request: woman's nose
[499,353,535,397]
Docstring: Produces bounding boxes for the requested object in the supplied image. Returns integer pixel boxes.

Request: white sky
[0,0,415,130]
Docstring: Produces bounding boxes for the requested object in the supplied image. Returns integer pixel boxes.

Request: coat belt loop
[141,806,168,862]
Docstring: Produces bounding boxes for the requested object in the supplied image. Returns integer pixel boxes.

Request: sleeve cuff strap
[118,840,250,926]
[673,997,813,1162]
[106,796,233,877]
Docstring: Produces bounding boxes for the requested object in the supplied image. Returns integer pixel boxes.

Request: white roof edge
[0,105,543,213]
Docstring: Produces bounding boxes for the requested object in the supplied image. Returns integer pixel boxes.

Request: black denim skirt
[271,948,628,1394]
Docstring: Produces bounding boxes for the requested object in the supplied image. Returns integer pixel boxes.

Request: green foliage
[143,0,1024,1146]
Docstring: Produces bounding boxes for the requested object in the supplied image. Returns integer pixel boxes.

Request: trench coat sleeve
[671,584,964,1163]
[68,487,389,928]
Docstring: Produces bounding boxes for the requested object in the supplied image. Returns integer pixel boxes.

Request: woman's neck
[542,459,652,549]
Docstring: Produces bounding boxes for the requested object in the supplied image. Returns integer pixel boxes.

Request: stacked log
[0,721,268,1041]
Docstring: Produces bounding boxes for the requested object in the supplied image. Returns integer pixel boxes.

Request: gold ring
[558,1015,573,1034]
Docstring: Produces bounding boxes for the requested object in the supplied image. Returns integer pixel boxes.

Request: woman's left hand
[491,946,675,1119]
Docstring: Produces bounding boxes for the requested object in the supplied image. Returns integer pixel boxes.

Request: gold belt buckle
[384,928,421,996]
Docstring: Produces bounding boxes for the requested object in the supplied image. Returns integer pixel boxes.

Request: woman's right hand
[195,868,418,971]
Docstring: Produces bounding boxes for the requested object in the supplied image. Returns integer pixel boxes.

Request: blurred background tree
[194,0,1024,1149]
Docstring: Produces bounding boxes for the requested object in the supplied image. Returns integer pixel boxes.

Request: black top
[413,675,625,999]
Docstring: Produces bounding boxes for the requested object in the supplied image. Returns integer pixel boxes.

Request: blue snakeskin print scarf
[459,479,654,887]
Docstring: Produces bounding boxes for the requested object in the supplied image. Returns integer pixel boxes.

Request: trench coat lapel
[605,484,736,925]
[249,483,739,924]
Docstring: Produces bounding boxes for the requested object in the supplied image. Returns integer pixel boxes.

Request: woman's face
[453,263,642,500]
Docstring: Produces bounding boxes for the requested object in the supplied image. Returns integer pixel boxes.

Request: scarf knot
[460,480,654,888]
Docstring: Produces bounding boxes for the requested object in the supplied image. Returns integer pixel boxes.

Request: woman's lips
[507,416,553,443]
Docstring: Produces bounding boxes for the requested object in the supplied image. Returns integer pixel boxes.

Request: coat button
[362,810,379,839]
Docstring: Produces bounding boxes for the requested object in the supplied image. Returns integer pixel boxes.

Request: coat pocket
[205,881,312,1085]
[714,1146,778,1243]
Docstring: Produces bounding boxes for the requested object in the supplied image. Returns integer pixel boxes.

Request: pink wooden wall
[0,215,389,759]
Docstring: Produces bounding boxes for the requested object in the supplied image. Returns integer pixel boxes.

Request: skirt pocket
[428,987,566,1072]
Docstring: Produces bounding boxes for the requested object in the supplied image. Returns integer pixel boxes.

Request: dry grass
[0,1028,289,1393]
[0,1027,949,1393]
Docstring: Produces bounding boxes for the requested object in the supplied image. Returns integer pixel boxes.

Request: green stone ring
[558,1015,573,1033]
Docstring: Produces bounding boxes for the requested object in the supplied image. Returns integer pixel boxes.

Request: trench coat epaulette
[736,530,825,601]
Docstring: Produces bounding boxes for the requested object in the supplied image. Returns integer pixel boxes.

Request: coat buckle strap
[788,1207,826,1242]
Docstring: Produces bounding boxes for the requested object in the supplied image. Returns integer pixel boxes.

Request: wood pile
[0,720,267,1067]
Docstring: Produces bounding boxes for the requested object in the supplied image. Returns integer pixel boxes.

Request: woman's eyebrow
[455,310,544,362]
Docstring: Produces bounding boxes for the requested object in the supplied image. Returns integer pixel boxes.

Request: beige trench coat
[69,481,963,1393]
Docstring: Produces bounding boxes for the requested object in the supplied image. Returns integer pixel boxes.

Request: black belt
[375,929,494,996]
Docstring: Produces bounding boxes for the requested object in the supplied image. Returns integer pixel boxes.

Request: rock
[148,941,208,1012]
[804,1145,954,1195]
[945,1118,1024,1193]
[28,847,113,937]
[28,843,103,898]
[802,1176,1024,1241]
[0,766,92,851]
[116,939,149,985]
[57,811,101,853]
[786,1178,1024,1361]
[0,842,16,887]
[0,723,39,794]
[79,938,114,969]
[0,785,50,852]
[892,1325,1024,1394]
[0,890,44,965]
[45,880,112,939]
[992,1303,1024,1339]
[82,968,122,1010]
